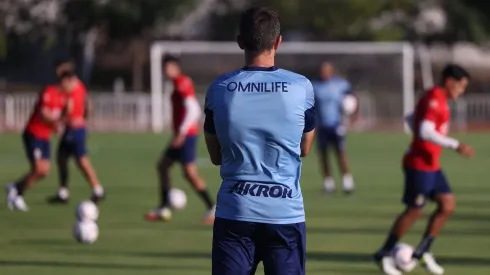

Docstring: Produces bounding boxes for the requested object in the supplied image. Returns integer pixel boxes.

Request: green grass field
[1,133,489,275]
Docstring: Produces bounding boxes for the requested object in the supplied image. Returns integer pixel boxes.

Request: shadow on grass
[0,260,203,271]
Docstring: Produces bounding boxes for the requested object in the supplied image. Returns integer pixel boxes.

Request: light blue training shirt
[312,76,352,128]
[204,66,316,224]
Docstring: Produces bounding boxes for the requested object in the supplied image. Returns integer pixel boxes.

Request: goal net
[150,41,415,133]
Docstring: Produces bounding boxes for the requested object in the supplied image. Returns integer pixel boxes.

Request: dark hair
[163,55,180,64]
[58,70,75,81]
[239,7,280,53]
[442,64,470,81]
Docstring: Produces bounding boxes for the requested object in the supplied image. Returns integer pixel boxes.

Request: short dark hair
[163,55,180,64]
[239,7,280,53]
[442,64,470,81]
[58,70,75,81]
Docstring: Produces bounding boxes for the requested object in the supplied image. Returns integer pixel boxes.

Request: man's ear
[273,35,282,51]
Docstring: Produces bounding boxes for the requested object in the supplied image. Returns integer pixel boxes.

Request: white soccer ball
[169,188,187,210]
[342,94,358,115]
[76,200,99,221]
[73,220,99,244]
[392,243,415,270]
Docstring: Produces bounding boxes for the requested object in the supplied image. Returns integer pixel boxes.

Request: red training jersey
[171,74,198,135]
[403,86,451,171]
[67,79,87,128]
[26,85,67,140]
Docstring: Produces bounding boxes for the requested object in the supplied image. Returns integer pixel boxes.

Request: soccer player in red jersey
[46,60,105,204]
[6,71,77,211]
[145,56,215,223]
[374,64,473,275]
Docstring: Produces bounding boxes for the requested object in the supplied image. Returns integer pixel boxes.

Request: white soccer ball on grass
[169,188,187,210]
[76,200,99,221]
[392,243,416,271]
[73,220,99,244]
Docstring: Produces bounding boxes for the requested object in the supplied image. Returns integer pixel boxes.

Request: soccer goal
[150,41,415,133]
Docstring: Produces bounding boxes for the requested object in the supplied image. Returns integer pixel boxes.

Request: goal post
[150,41,415,133]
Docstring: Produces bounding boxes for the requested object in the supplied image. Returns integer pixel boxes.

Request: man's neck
[244,51,275,68]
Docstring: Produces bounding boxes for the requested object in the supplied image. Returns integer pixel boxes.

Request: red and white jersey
[403,86,451,171]
[171,74,199,136]
[25,85,67,140]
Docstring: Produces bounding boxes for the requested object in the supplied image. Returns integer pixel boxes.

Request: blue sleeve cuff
[204,108,216,134]
[304,107,316,133]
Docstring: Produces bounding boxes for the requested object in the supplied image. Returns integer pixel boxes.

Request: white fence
[0,93,488,132]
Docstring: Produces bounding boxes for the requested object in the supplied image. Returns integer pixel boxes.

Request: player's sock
[15,180,27,196]
[92,185,104,197]
[160,188,171,208]
[197,189,214,209]
[58,187,69,200]
[342,173,355,192]
[377,234,399,256]
[323,177,335,193]
[412,235,434,259]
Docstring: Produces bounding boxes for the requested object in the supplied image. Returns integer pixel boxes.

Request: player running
[6,71,77,211]
[374,64,473,275]
[47,60,105,204]
[312,62,356,193]
[205,7,316,275]
[145,55,215,223]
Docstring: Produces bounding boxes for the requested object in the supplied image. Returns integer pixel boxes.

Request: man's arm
[419,120,459,149]
[203,108,221,165]
[38,90,60,124]
[301,106,316,157]
[301,80,316,157]
[179,97,201,135]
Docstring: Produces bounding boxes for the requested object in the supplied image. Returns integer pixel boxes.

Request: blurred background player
[145,55,215,223]
[205,7,316,275]
[312,62,356,194]
[47,60,105,204]
[374,64,473,275]
[6,71,77,211]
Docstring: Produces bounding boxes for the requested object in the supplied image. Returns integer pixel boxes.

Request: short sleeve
[203,85,216,134]
[304,80,316,133]
[423,97,441,123]
[176,77,195,97]
[40,88,54,109]
[344,81,353,94]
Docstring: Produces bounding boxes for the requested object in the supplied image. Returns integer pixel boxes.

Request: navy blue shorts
[58,127,88,158]
[317,126,346,152]
[22,131,50,162]
[403,167,452,207]
[164,135,197,164]
[212,218,306,275]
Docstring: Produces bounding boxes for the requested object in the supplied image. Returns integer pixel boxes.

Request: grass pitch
[0,132,489,275]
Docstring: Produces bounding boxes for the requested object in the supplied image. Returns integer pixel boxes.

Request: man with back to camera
[312,62,356,194]
[374,64,473,275]
[204,7,316,275]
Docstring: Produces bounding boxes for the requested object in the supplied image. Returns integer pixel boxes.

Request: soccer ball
[76,200,99,221]
[169,188,187,210]
[392,243,415,270]
[73,220,99,244]
[342,94,358,115]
